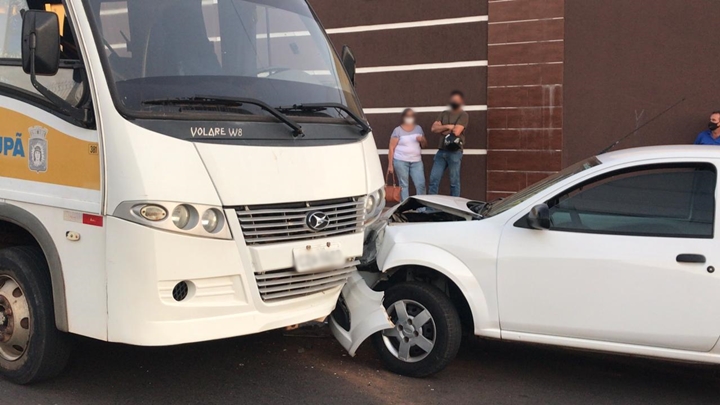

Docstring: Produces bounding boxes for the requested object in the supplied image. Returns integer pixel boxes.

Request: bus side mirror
[22,10,60,76]
[527,204,551,230]
[341,45,356,85]
[20,10,87,123]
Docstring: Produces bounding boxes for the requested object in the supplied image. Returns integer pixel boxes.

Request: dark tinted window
[547,164,716,238]
[484,157,601,217]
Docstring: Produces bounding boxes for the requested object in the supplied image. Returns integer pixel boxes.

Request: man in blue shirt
[694,111,720,145]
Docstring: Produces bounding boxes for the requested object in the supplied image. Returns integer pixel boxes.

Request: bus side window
[0,0,86,113]
[60,14,79,60]
[0,0,25,59]
[43,2,78,60]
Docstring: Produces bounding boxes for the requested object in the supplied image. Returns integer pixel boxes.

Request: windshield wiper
[142,96,304,138]
[277,103,372,135]
[480,197,504,217]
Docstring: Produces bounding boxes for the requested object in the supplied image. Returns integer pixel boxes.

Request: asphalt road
[2,324,720,405]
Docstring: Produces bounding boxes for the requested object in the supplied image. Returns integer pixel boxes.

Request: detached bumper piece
[330,272,393,356]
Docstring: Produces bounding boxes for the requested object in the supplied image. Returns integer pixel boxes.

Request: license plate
[293,243,346,273]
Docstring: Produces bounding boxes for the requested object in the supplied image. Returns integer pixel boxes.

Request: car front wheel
[372,282,461,377]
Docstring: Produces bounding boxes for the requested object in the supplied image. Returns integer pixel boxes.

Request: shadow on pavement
[2,327,720,405]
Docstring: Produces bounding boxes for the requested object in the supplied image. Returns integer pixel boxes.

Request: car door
[497,161,720,352]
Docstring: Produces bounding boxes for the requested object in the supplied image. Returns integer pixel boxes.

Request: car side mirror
[22,10,60,76]
[341,45,356,86]
[527,204,551,230]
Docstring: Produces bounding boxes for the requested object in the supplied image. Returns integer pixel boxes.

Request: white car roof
[598,145,720,164]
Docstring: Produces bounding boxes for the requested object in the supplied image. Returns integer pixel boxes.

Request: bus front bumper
[103,217,352,346]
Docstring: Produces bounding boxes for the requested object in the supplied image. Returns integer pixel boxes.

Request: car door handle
[676,254,707,264]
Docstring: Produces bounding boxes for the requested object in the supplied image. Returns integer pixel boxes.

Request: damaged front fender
[330,272,393,356]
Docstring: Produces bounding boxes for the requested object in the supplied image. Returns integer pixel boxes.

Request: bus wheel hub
[0,276,30,361]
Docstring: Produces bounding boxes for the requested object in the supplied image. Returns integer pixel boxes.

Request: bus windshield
[82,0,362,119]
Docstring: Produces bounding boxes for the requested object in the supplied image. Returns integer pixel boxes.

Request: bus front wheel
[0,246,70,384]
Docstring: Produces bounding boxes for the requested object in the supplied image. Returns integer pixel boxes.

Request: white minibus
[0,0,388,383]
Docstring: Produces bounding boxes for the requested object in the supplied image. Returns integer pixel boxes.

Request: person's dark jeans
[428,149,463,196]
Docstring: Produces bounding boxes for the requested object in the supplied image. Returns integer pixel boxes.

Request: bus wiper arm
[143,96,304,138]
[277,103,372,135]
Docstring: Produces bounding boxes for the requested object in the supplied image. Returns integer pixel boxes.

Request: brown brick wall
[486,0,565,201]
[310,0,489,200]
[564,0,720,164]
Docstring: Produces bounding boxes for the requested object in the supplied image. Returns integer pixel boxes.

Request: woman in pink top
[388,109,427,200]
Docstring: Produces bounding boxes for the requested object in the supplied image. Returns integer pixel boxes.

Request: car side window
[546,163,716,238]
[0,1,86,109]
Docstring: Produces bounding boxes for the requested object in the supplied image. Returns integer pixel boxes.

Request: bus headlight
[172,204,195,230]
[202,208,224,233]
[139,205,167,222]
[364,187,386,225]
[116,201,232,240]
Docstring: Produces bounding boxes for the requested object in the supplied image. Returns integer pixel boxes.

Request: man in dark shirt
[428,90,469,196]
[694,111,720,145]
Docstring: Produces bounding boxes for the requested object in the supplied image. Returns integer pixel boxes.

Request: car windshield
[484,157,602,217]
[82,0,361,119]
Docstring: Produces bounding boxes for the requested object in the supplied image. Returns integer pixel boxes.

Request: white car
[346,145,720,377]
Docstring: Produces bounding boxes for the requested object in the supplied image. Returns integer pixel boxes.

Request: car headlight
[114,201,232,239]
[364,187,386,225]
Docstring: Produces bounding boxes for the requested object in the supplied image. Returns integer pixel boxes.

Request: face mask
[710,122,719,131]
[449,102,462,111]
[403,117,415,125]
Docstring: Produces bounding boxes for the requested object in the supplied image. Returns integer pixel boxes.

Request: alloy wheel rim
[0,275,30,362]
[382,299,436,363]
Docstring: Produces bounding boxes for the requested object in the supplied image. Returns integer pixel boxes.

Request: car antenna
[598,97,686,155]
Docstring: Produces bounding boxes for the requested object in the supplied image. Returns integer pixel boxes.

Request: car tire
[372,282,461,377]
[0,246,70,384]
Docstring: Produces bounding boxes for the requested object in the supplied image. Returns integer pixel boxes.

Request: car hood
[386,195,484,221]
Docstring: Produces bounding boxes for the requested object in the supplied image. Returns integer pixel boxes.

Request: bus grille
[234,197,365,245]
[254,262,357,302]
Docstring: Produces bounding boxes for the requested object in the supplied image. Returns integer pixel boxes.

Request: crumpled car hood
[386,195,484,221]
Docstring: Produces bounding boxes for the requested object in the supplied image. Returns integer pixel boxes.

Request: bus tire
[0,246,70,384]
